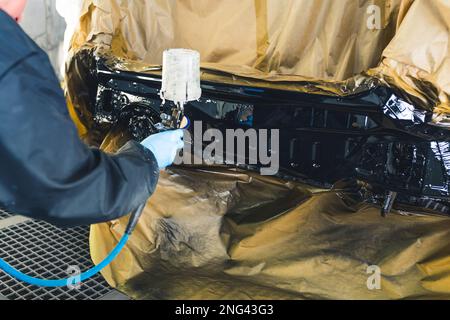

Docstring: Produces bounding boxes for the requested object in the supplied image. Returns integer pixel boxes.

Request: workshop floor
[0,209,129,300]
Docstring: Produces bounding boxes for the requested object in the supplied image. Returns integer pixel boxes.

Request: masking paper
[88,132,450,300]
[67,0,450,127]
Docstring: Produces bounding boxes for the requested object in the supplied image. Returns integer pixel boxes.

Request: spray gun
[159,48,201,130]
[126,49,202,235]
[0,49,202,288]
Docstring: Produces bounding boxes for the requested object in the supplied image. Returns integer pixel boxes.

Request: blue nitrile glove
[141,129,184,169]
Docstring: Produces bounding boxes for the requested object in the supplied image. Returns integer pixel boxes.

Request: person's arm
[0,49,160,227]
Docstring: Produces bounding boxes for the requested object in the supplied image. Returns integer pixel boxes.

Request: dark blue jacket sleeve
[0,12,159,227]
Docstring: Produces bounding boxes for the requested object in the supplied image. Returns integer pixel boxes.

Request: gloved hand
[141,129,184,169]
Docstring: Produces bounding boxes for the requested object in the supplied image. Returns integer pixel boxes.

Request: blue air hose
[0,203,145,288]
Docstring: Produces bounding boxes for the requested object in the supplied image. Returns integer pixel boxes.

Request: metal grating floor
[0,219,113,300]
[0,209,12,220]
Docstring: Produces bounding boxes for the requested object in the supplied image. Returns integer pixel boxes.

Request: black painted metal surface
[91,59,450,216]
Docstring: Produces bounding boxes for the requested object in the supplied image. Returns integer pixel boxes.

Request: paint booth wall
[19,0,65,77]
[19,0,83,79]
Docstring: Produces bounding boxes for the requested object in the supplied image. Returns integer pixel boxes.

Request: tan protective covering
[368,0,450,125]
[63,0,450,299]
[69,0,450,121]
[92,180,450,299]
[72,0,399,81]
[89,133,450,300]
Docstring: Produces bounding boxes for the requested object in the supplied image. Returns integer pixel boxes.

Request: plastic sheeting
[62,0,450,299]
[67,0,449,124]
[70,0,395,79]
[368,0,450,126]
[90,131,450,300]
